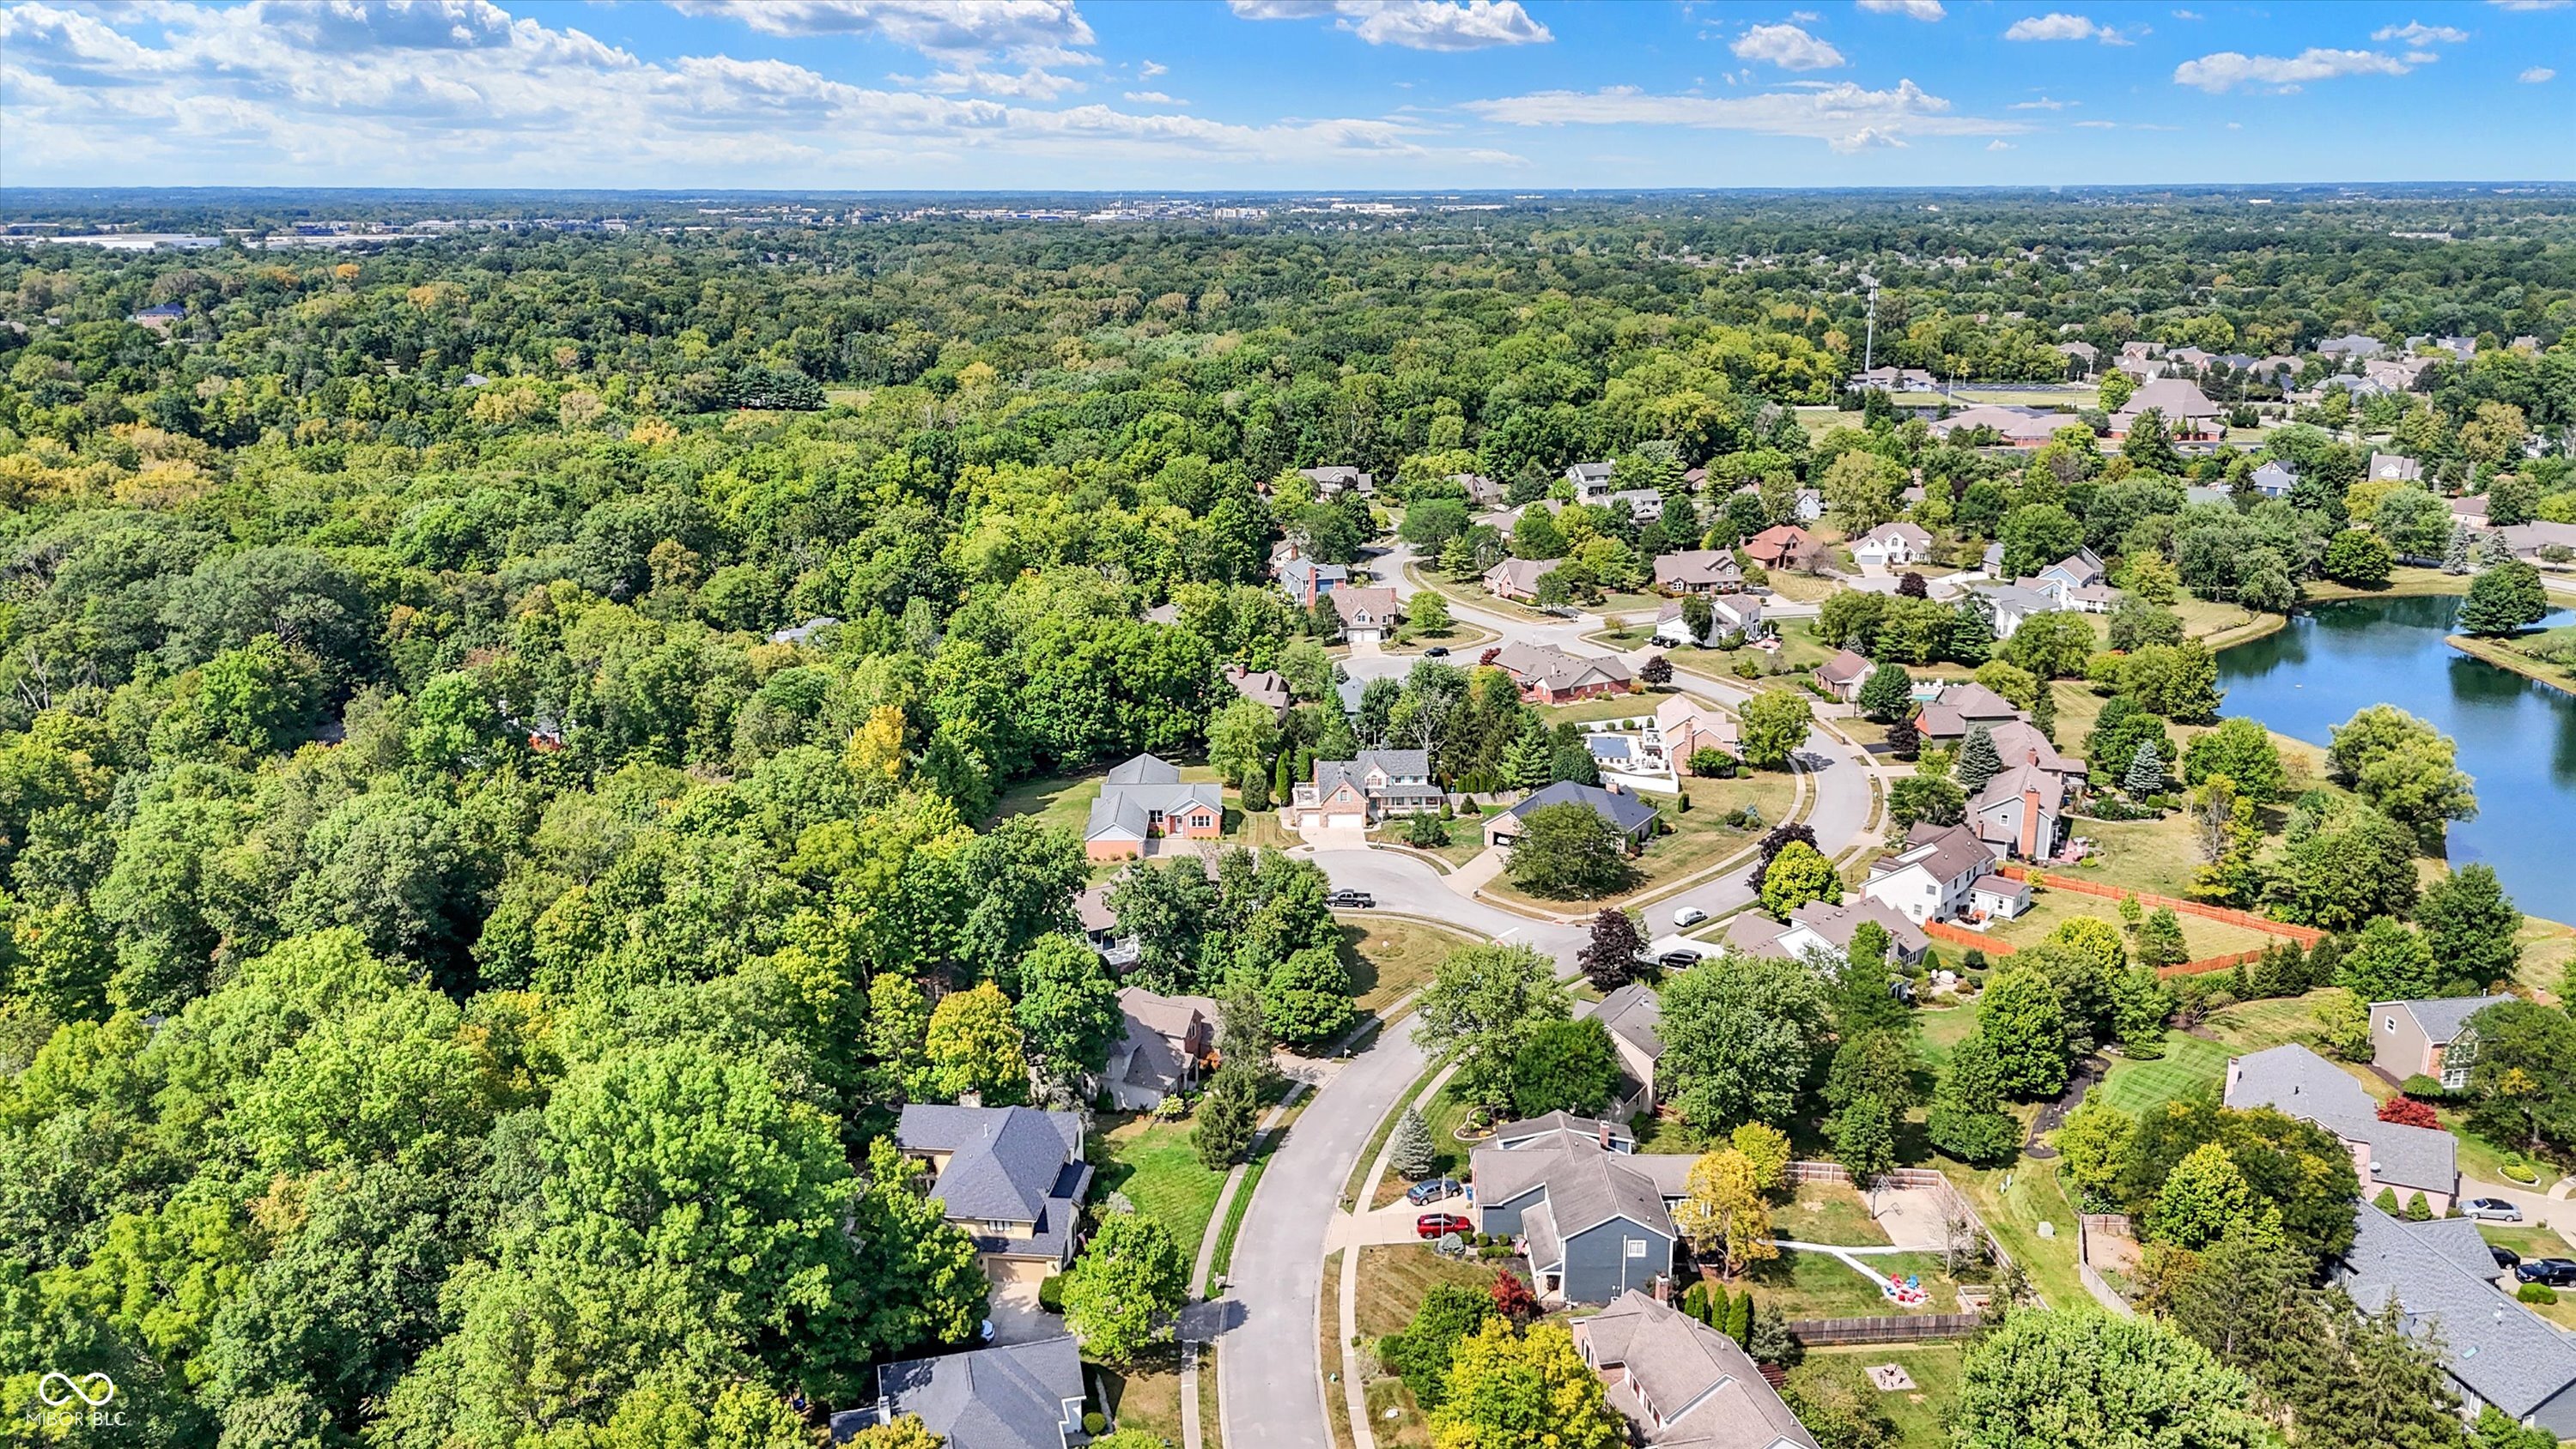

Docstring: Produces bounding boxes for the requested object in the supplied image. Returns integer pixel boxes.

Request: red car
[1416,1213,1473,1240]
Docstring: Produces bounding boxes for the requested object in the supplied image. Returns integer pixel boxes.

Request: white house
[1851,522,1933,570]
[1861,822,2001,926]
[2250,460,2299,500]
[1565,461,1615,503]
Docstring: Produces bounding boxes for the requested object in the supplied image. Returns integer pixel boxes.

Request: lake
[2214,593,2576,925]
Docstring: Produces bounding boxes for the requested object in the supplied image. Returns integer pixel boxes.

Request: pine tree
[2472,528,2515,568]
[1193,1066,1261,1169]
[1501,717,1553,791]
[2030,684,2057,743]
[2124,739,2166,798]
[1727,1288,1754,1344]
[1955,725,2003,793]
[1704,1282,1731,1331]
[1388,1106,1436,1179]
[1242,767,1272,812]
[1886,712,1921,761]
[2441,521,2474,575]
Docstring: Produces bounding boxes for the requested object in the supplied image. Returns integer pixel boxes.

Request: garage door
[985,1257,1054,1288]
[1327,813,1366,830]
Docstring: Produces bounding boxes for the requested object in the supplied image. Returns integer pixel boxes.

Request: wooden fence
[1996,867,2325,946]
[1778,1163,2032,1307]
[1921,919,2011,955]
[1786,1313,1988,1345]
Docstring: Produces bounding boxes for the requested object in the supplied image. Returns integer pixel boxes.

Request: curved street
[1212,551,1884,1449]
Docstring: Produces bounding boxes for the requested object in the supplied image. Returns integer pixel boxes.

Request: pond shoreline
[2445,632,2576,701]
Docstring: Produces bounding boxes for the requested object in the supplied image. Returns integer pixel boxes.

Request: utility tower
[1862,275,1879,375]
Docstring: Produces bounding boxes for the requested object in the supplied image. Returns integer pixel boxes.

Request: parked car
[1327,889,1376,909]
[1656,949,1703,970]
[2459,1197,2524,1224]
[1425,646,1449,657]
[2492,1245,2523,1270]
[2513,1258,2576,1287]
[1673,906,1709,927]
[1416,1213,1473,1240]
[1406,1178,1466,1205]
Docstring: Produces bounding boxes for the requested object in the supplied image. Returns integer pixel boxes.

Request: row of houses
[1804,675,2085,863]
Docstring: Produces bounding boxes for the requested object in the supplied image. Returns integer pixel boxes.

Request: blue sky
[0,0,2567,190]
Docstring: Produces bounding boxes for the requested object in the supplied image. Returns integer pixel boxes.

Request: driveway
[985,1276,1056,1345]
[2460,1177,2576,1246]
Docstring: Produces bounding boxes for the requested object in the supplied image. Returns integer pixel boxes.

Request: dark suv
[2514,1258,2576,1287]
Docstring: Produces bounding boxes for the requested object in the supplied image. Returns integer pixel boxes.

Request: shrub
[2373,1186,2402,1216]
[1040,1274,1067,1313]
[2399,1074,2446,1100]
[2521,1282,2560,1306]
[2503,1158,2542,1185]
[1084,1412,1109,1435]
[2377,1097,2440,1129]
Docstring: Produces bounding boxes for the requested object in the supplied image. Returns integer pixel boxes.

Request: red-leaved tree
[2378,1096,2440,1130]
[1490,1268,1539,1324]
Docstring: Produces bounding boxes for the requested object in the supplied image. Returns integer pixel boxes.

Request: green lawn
[2091,1034,2230,1118]
[1344,919,1476,1018]
[1355,1245,1513,1449]
[1094,1113,1227,1264]
[1952,1163,2088,1312]
[1982,886,2286,962]
[1485,767,1793,910]
[1743,1248,1962,1319]
[2482,1227,2576,1330]
[2070,811,2219,901]
[1800,1343,1968,1449]
[1536,692,1673,727]
[1372,1082,1480,1207]
[989,768,1107,836]
[1778,1181,1895,1247]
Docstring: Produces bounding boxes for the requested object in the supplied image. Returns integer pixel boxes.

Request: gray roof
[1567,461,1615,484]
[1470,1135,1674,1241]
[1225,667,1293,711]
[1787,897,1931,959]
[872,1336,1086,1449]
[1576,1291,1821,1449]
[1085,755,1223,842]
[2224,1044,2376,1120]
[2382,994,2515,1047]
[1314,749,1435,802]
[2342,1204,2576,1422]
[1492,640,1634,694]
[1587,983,1664,1059]
[1508,780,1661,837]
[896,1105,1087,1226]
[1492,1110,1637,1152]
[1871,822,1997,889]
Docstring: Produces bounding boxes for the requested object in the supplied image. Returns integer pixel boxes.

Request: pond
[2215,593,2576,924]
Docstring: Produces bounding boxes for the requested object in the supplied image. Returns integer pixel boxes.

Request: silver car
[2459,1197,2524,1223]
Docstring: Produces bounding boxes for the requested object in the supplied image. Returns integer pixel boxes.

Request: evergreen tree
[1500,716,1554,791]
[2123,739,2166,798]
[1192,1066,1261,1169]
[1955,725,2004,794]
[2030,683,2057,742]
[2440,521,2474,575]
[1857,663,1915,723]
[1886,712,1921,761]
[1388,1106,1437,1179]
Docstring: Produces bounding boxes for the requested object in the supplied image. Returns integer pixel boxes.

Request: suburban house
[1327,585,1402,645]
[2108,378,2224,441]
[1298,464,1374,497]
[1104,987,1218,1111]
[2492,520,2576,564]
[1649,694,1740,769]
[1485,780,1662,851]
[1851,522,1933,569]
[1609,488,1668,524]
[2341,1203,2576,1438]
[2318,332,2386,360]
[2370,995,2513,1091]
[1083,754,1223,861]
[2369,451,2425,483]
[2223,1044,2461,1215]
[1966,746,2083,862]
[1653,595,1763,648]
[1652,549,1744,595]
[1848,365,1938,392]
[1968,579,2067,640]
[1492,1111,1638,1155]
[1726,897,1931,967]
[1587,985,1667,1116]
[2038,547,2107,594]
[1913,682,2025,745]
[1573,1291,1823,1449]
[1565,461,1617,503]
[1492,641,1634,704]
[1484,556,1562,603]
[2056,340,2099,374]
[1925,403,2062,449]
[2449,495,2489,523]
[854,1336,1091,1449]
[1861,822,2002,926]
[1072,884,1139,971]
[1742,524,1821,572]
[1452,471,1504,507]
[1289,749,1443,829]
[2250,460,2299,500]
[1223,665,1293,717]
[1278,555,1346,609]
[1970,872,2033,921]
[1471,1130,1691,1303]
[1812,648,1874,703]
[895,1105,1093,1285]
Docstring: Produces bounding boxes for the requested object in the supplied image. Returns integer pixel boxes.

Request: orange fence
[1996,867,2325,946]
[1921,919,2013,955]
[2159,948,2269,980]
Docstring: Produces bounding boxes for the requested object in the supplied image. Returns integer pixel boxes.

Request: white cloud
[2004,12,2117,40]
[2172,8,2202,17]
[0,0,1522,185]
[2521,64,2559,80]
[673,0,1097,65]
[2372,20,2470,43]
[2173,47,2416,91]
[1139,59,1167,77]
[1226,0,1552,50]
[1123,89,1183,103]
[1987,138,2013,149]
[1731,22,1845,70]
[2009,94,2076,108]
[1462,78,2026,151]
[2488,0,2570,9]
[902,66,1087,99]
[2072,118,2119,127]
[1857,0,1947,18]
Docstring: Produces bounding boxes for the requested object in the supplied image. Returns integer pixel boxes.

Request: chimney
[1599,1119,1613,1150]
[2018,784,2043,860]
[959,1089,983,1109]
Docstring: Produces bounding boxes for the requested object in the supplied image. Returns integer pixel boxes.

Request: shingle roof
[1086,755,1223,841]
[1469,1135,1674,1241]
[1492,641,1634,694]
[1106,754,1181,786]
[896,1105,1085,1223]
[1576,1291,1821,1449]
[2223,1044,2376,1120]
[1871,822,1997,888]
[1507,780,1661,836]
[2383,994,2515,1046]
[872,1336,1085,1449]
[2342,1204,2576,1422]
[1485,557,1562,594]
[1587,985,1664,1059]
[1328,585,1401,626]
[1814,648,1872,685]
[1492,1110,1637,1151]
[1786,898,1931,958]
[1653,550,1743,589]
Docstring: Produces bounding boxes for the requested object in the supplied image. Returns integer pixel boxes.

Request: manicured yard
[1344,919,1476,1018]
[1483,767,1794,910]
[989,768,1108,836]
[1741,1247,1961,1319]
[1354,1245,1514,1449]
[2069,810,2218,901]
[1798,1342,1968,1449]
[1371,1081,1482,1207]
[1094,1345,1187,1443]
[1777,1180,1896,1247]
[2091,1034,2230,1118]
[1953,1162,2089,1312]
[1981,886,2286,961]
[1536,692,1675,727]
[1915,999,1982,1071]
[1094,1113,1227,1264]
[2482,1227,2576,1331]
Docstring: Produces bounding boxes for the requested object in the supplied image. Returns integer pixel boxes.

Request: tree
[2379,1095,2441,1129]
[2326,704,2477,846]
[1856,663,1914,723]
[2462,1001,2576,1165]
[1953,725,2004,794]
[1193,1065,1262,1168]
[1885,712,1921,761]
[2181,717,2285,803]
[1730,1122,1793,1192]
[1738,690,1813,771]
[2266,799,2423,931]
[1741,822,1820,894]
[1505,803,1634,900]
[1488,1267,1539,1324]
[1578,908,1643,991]
[2106,597,2185,653]
[2417,864,2521,987]
[1952,1311,2269,1449]
[1014,934,1123,1076]
[1389,1107,1437,1179]
[1660,953,1832,1128]
[1206,698,1281,789]
[1263,943,1354,1046]
[1927,1034,2023,1166]
[1638,652,1672,685]
[2000,504,2086,579]
[2312,987,2375,1062]
[1830,1093,1899,1187]
[1060,1210,1189,1362]
[2150,1142,2285,1252]
[1412,943,1571,1113]
[1429,1321,1625,1449]
[2116,1098,2362,1261]
[2336,917,2445,1003]
[2123,740,2167,799]
[1409,590,1453,636]
[1378,1283,1493,1410]
[1822,451,1906,532]
[2460,559,2549,637]
[926,981,1027,1105]
[2133,909,2190,971]
[2051,1098,2137,1205]
[1998,612,2095,682]
[848,1138,993,1361]
[1672,1149,1777,1278]
[1507,1018,1623,1118]
[1759,840,1842,919]
[1977,967,2071,1100]
[2321,528,2395,586]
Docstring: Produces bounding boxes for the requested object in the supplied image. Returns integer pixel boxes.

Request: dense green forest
[2,190,2573,1447]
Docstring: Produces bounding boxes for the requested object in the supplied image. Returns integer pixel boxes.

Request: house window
[984,1221,1018,1234]
[1625,1239,1648,1258]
